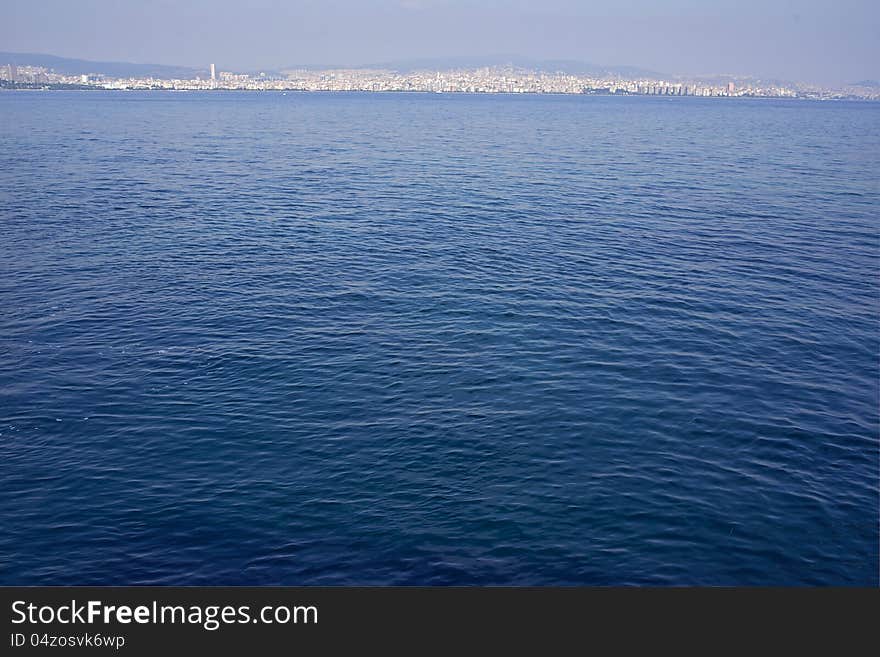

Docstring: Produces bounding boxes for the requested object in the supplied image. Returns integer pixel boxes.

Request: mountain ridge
[1,51,666,80]
[0,51,202,78]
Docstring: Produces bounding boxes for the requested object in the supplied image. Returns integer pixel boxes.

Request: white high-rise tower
[210,63,216,81]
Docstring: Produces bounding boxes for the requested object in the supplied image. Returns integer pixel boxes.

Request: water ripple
[0,92,878,585]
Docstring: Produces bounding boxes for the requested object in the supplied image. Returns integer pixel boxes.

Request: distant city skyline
[2,0,878,86]
[5,55,878,100]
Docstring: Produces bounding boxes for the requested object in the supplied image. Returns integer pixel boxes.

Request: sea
[0,91,877,585]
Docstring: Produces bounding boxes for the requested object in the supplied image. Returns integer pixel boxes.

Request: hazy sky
[3,0,878,84]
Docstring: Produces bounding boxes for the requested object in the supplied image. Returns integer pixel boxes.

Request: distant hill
[0,51,202,79]
[3,50,668,81]
[385,57,664,78]
[284,56,665,78]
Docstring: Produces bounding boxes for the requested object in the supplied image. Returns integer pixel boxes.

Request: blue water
[0,91,877,586]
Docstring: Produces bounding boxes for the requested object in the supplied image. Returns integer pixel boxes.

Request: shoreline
[1,87,875,102]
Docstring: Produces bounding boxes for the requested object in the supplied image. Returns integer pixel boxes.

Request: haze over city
[2,0,878,86]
